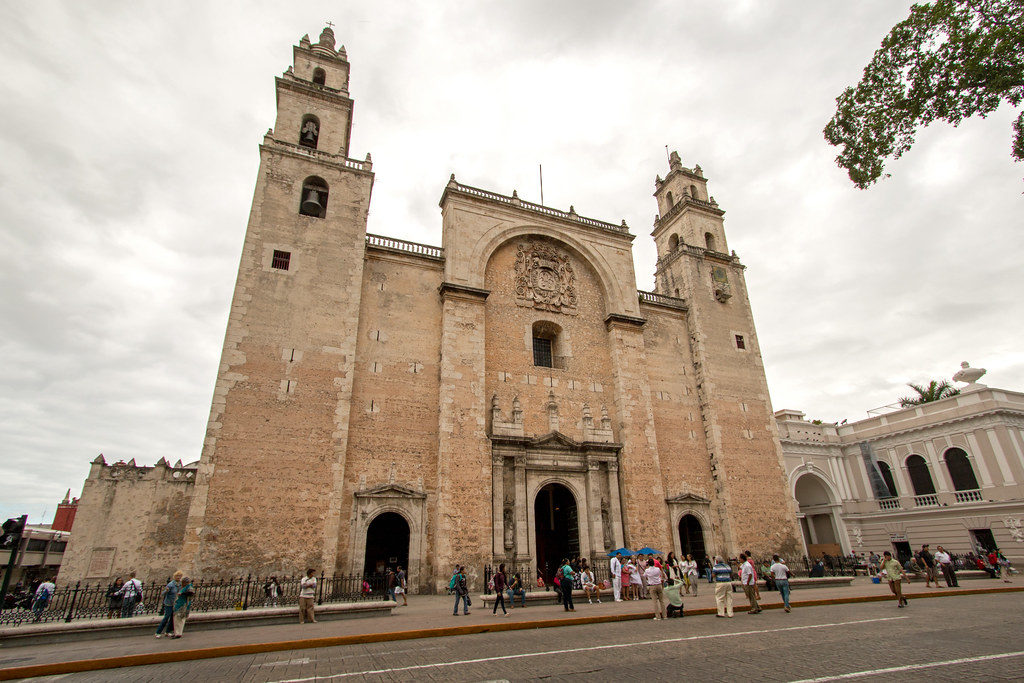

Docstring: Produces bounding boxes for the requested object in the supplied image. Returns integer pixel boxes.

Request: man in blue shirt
[713,556,734,618]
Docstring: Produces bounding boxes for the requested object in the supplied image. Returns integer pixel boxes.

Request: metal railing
[0,572,388,628]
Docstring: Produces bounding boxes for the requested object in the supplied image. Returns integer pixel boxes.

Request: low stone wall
[0,601,395,645]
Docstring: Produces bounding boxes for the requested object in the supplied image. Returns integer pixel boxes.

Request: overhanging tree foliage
[824,0,1024,188]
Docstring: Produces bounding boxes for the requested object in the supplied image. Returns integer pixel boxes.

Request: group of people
[875,543,1014,608]
[152,571,195,638]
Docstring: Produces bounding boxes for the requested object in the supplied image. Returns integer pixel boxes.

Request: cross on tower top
[325,21,335,29]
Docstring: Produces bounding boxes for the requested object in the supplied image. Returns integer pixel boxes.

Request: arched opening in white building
[906,454,936,495]
[678,514,707,565]
[794,473,841,557]
[944,448,979,491]
[363,512,409,576]
[534,483,579,585]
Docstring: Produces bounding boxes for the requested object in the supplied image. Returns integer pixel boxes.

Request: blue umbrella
[606,547,635,557]
[634,546,663,555]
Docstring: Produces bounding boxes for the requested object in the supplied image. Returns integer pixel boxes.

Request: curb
[1,585,1021,680]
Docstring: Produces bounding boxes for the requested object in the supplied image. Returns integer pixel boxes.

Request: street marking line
[267,616,908,683]
[787,650,1024,682]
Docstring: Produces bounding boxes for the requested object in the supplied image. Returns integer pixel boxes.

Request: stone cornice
[260,139,373,176]
[652,194,724,233]
[835,409,1024,450]
[275,76,353,108]
[604,313,646,330]
[439,282,490,302]
[490,430,622,454]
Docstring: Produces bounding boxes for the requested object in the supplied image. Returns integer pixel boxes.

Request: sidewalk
[0,578,1020,680]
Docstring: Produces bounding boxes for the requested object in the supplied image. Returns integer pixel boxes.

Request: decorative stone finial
[300,34,311,48]
[174,459,183,468]
[62,489,70,504]
[669,150,682,171]
[621,219,628,228]
[338,45,348,60]
[318,26,336,49]
[92,453,106,465]
[694,163,703,176]
[155,457,169,468]
[710,196,718,205]
[512,396,523,423]
[568,205,577,215]
[952,361,987,392]
[601,405,611,430]
[447,173,457,188]
[126,458,136,467]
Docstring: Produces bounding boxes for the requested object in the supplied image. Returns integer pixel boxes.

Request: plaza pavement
[0,577,1020,680]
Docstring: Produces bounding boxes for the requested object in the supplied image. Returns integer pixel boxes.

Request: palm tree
[898,380,960,407]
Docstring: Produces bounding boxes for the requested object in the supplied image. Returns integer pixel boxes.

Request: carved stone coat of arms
[513,242,578,314]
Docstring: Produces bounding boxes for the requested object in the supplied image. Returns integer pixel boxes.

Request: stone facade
[59,28,803,591]
[779,370,1024,564]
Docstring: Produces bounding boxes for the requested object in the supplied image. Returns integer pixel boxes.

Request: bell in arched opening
[301,189,323,216]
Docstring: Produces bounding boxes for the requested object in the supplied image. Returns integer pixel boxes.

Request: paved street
[14,590,1024,682]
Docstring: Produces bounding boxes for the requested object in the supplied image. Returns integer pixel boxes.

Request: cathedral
[61,26,802,592]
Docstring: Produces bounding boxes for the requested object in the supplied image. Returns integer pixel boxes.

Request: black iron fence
[0,572,389,628]
[482,558,614,595]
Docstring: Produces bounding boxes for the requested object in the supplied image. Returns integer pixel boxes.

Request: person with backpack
[451,565,470,615]
[31,576,55,622]
[559,558,575,612]
[116,571,143,618]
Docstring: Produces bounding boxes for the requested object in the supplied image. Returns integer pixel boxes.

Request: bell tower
[181,26,375,576]
[651,151,802,558]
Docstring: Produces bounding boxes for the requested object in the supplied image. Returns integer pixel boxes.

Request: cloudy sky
[1,1,1021,523]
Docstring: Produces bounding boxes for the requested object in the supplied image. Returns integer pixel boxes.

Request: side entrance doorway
[678,514,708,565]
[363,511,409,575]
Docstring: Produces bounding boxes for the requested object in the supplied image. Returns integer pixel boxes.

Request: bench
[478,589,600,606]
[731,576,854,591]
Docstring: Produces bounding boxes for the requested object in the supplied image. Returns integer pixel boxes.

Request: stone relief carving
[711,265,731,303]
[513,242,578,314]
[601,498,613,549]
[503,506,515,549]
[850,526,863,547]
[1004,517,1024,543]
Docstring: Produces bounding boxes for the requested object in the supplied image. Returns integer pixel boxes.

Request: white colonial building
[778,364,1024,564]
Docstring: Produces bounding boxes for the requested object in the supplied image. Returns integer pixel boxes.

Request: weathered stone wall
[59,460,195,584]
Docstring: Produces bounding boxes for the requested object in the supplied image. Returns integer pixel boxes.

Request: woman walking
[169,576,195,638]
[492,563,509,616]
[105,577,124,619]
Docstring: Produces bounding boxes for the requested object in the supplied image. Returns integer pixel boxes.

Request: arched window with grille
[906,454,936,496]
[299,176,329,218]
[944,448,979,491]
[532,320,562,369]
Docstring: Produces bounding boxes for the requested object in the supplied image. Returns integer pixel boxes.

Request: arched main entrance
[678,515,707,564]
[363,512,409,576]
[534,483,579,583]
[794,473,842,557]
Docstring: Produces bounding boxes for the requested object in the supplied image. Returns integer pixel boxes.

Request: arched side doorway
[534,483,579,584]
[363,512,410,576]
[678,514,707,565]
[794,472,843,557]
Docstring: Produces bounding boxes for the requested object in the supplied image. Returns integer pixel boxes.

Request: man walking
[610,551,623,602]
[452,566,470,615]
[934,545,958,587]
[920,544,938,588]
[769,555,792,613]
[385,567,397,603]
[395,566,408,606]
[741,552,761,614]
[880,550,908,607]
[712,556,734,618]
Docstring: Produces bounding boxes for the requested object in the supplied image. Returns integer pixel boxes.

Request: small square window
[272,250,291,271]
[735,334,745,350]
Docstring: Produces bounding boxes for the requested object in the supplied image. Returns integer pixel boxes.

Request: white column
[922,440,950,492]
[985,428,1017,485]
[962,433,994,488]
[886,449,912,498]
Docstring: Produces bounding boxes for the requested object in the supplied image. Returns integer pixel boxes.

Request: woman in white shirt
[627,559,642,600]
[685,554,699,596]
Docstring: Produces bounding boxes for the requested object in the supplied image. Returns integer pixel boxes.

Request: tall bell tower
[651,151,801,558]
[181,26,375,576]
